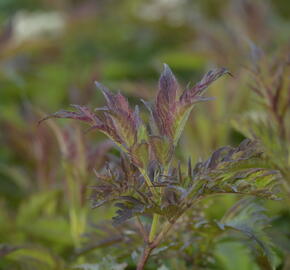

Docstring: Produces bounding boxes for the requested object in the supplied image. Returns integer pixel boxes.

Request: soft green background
[0,0,290,269]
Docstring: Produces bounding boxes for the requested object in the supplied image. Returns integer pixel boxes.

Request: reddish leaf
[158,63,178,107]
[148,65,229,146]
[171,67,230,145]
[180,67,230,105]
[39,105,98,125]
[95,82,141,148]
[153,64,179,138]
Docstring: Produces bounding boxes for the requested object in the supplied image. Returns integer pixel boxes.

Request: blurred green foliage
[0,0,290,269]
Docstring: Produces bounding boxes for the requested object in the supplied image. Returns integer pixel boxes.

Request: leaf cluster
[40,64,281,269]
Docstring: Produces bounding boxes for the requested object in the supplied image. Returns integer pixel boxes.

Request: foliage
[231,45,290,269]
[75,256,127,270]
[1,0,290,269]
[232,47,290,192]
[40,65,280,269]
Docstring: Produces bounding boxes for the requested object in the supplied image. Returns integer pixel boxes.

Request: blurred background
[0,0,290,269]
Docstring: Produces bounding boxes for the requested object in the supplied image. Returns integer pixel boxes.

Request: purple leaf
[158,63,178,106]
[95,82,141,148]
[180,67,230,105]
[39,105,98,125]
[154,64,179,138]
[148,65,229,146]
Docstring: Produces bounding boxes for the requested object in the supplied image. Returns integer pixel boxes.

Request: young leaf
[150,65,229,146]
[173,67,230,145]
[153,64,178,138]
[149,136,173,166]
[130,142,150,169]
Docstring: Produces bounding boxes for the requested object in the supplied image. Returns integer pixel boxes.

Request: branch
[136,216,149,243]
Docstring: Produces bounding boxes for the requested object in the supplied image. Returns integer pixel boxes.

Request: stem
[139,168,159,241]
[136,219,176,269]
[148,166,169,242]
[137,246,153,270]
[149,214,159,242]
[136,216,148,243]
[154,220,174,246]
[136,166,171,269]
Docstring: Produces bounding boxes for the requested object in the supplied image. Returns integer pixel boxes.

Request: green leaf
[173,104,194,146]
[187,139,280,201]
[215,241,259,270]
[130,141,150,168]
[74,256,127,270]
[218,199,277,270]
[149,136,173,165]
[5,246,64,270]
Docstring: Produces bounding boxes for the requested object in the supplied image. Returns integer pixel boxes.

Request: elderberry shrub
[41,65,280,270]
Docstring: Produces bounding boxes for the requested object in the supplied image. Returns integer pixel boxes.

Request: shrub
[41,64,280,269]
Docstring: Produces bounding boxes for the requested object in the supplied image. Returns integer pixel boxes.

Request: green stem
[140,169,158,197]
[149,214,159,242]
[148,166,170,241]
[139,166,172,250]
[138,169,160,242]
[137,165,177,269]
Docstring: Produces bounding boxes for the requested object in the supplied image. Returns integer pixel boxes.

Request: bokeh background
[0,0,290,269]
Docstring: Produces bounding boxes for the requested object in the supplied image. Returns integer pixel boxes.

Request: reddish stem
[136,245,153,270]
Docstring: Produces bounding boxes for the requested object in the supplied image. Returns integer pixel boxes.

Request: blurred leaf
[5,246,64,270]
[218,199,277,270]
[215,241,259,270]
[74,256,127,270]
